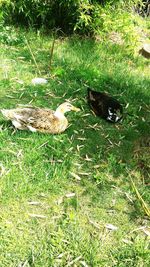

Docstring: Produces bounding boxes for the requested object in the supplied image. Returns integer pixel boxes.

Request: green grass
[0,27,150,267]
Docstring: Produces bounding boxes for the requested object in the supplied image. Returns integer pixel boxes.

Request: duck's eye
[66,104,72,108]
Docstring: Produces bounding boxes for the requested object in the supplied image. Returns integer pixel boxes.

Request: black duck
[87,88,123,123]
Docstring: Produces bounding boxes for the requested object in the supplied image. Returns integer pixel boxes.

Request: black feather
[87,88,123,123]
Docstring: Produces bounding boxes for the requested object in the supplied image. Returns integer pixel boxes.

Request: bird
[87,88,123,123]
[1,102,80,134]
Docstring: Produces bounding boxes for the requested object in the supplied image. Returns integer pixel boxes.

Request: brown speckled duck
[1,102,80,134]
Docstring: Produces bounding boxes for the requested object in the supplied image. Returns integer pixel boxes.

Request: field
[0,27,150,266]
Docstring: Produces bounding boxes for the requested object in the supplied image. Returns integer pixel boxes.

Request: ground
[0,28,150,266]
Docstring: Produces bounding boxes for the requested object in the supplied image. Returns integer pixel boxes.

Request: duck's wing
[1,107,40,130]
[1,107,52,122]
[26,109,60,132]
[1,107,36,120]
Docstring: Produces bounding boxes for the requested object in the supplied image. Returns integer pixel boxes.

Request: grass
[0,26,150,266]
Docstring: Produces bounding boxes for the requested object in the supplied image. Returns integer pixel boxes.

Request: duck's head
[55,102,80,115]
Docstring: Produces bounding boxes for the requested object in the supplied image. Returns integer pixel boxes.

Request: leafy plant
[0,24,24,45]
[1,0,144,34]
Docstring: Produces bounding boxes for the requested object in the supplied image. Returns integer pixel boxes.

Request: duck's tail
[1,109,14,119]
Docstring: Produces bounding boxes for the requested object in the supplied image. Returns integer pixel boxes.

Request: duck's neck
[54,109,66,120]
[54,107,68,133]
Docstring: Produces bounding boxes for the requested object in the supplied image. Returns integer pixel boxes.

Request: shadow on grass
[1,36,149,209]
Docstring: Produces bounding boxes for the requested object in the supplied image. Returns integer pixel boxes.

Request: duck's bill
[72,106,80,112]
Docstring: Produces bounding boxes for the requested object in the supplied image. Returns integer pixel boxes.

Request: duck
[87,88,123,123]
[1,102,80,134]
